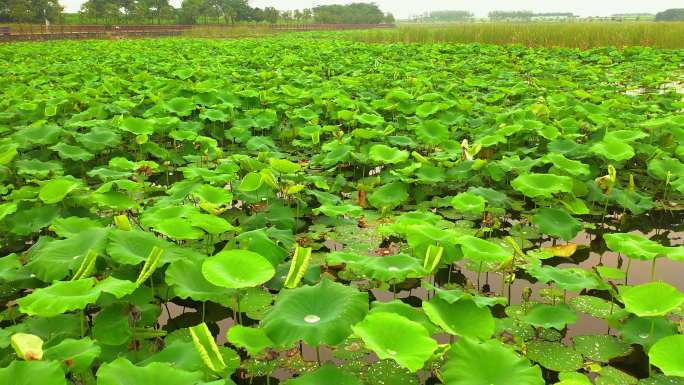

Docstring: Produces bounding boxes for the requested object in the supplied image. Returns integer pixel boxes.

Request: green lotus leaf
[457,235,513,265]
[663,246,684,261]
[96,357,204,385]
[649,335,684,377]
[443,338,544,385]
[154,218,204,240]
[106,229,173,265]
[17,278,100,318]
[526,265,600,292]
[283,363,361,385]
[364,360,420,385]
[313,204,363,218]
[428,284,507,308]
[352,312,437,372]
[270,158,301,174]
[572,335,632,362]
[619,315,678,351]
[51,217,102,238]
[226,325,273,356]
[164,97,196,117]
[0,201,18,221]
[369,144,409,164]
[189,213,236,235]
[591,140,635,162]
[192,184,233,206]
[522,303,578,330]
[15,159,63,179]
[238,172,263,192]
[648,157,684,181]
[262,279,368,348]
[604,233,668,260]
[119,116,154,135]
[50,143,95,162]
[370,300,438,334]
[166,258,233,306]
[451,192,486,215]
[356,113,385,126]
[415,120,449,145]
[525,340,583,372]
[532,208,582,241]
[93,303,132,346]
[96,276,138,299]
[511,173,573,198]
[10,333,44,360]
[415,102,441,118]
[0,360,66,385]
[199,109,229,122]
[557,372,593,385]
[638,374,684,385]
[202,250,275,289]
[619,282,684,317]
[44,337,101,373]
[543,153,590,177]
[360,254,426,282]
[595,366,638,385]
[39,178,80,204]
[605,130,647,143]
[422,297,494,339]
[368,182,408,210]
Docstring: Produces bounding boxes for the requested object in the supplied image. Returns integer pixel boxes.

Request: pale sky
[61,0,683,18]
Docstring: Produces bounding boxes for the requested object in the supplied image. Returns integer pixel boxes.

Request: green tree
[655,8,684,21]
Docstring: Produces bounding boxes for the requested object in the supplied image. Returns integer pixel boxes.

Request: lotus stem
[624,258,632,285]
[202,301,206,324]
[80,309,86,338]
[315,346,321,366]
[650,258,657,281]
[476,261,483,291]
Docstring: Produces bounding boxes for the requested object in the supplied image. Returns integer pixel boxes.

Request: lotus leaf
[283,363,361,385]
[511,173,573,198]
[620,282,684,317]
[202,250,275,289]
[532,208,582,241]
[422,297,494,339]
[649,335,684,377]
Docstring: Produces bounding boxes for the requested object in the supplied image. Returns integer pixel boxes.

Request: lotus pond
[1,37,684,385]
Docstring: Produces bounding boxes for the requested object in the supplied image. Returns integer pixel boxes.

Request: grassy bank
[348,22,684,49]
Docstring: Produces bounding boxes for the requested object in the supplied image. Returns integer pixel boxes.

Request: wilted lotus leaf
[283,363,361,385]
[511,173,573,198]
[590,140,635,162]
[17,278,101,317]
[202,250,275,289]
[96,358,204,385]
[360,254,426,282]
[369,144,409,164]
[522,303,578,330]
[648,335,684,377]
[451,192,486,215]
[619,282,684,317]
[532,208,582,241]
[422,297,494,339]
[604,233,667,260]
[262,279,368,347]
[525,340,583,372]
[227,325,273,356]
[352,312,437,372]
[442,338,544,385]
[0,360,66,385]
[10,333,44,360]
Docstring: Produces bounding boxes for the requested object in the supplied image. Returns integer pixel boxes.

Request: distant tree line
[655,8,684,21]
[0,0,61,22]
[312,3,394,24]
[421,10,473,22]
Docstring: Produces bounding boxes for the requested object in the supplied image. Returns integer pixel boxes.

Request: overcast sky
[61,0,683,18]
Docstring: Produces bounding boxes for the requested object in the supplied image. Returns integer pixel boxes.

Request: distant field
[348,22,684,49]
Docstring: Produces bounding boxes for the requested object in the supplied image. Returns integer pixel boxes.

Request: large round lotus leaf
[51,143,94,161]
[522,303,578,330]
[17,278,100,318]
[10,333,43,360]
[591,140,635,162]
[664,246,684,261]
[570,295,616,319]
[527,265,600,292]
[572,335,632,362]
[154,219,203,240]
[451,192,486,215]
[189,213,235,235]
[415,120,449,145]
[164,97,196,117]
[360,254,426,282]
[595,366,638,385]
[39,178,79,204]
[107,229,170,265]
[202,250,275,289]
[119,116,154,135]
[369,144,409,164]
[192,184,233,206]
[649,335,684,378]
[525,340,583,372]
[356,113,385,126]
[532,208,582,241]
[199,109,229,122]
[443,338,544,385]
[638,374,684,385]
[364,360,420,385]
[458,235,512,264]
[415,102,441,118]
[543,153,590,177]
[511,173,573,198]
[238,172,263,192]
[604,233,667,260]
[368,182,409,210]
[352,312,437,372]
[0,360,66,385]
[166,258,233,307]
[620,282,684,317]
[97,357,204,385]
[262,279,368,348]
[557,372,593,385]
[370,300,438,334]
[283,363,361,385]
[44,337,101,373]
[226,325,273,356]
[619,315,678,351]
[270,158,301,174]
[422,297,494,339]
